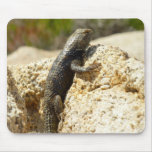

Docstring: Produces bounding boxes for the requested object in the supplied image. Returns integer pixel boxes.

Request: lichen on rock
[7,44,145,133]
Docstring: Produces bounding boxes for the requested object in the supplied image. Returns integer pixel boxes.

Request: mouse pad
[7,19,145,133]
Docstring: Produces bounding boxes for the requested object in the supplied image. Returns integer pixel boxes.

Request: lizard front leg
[71,59,97,73]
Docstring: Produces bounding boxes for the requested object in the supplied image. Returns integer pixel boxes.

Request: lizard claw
[86,63,100,71]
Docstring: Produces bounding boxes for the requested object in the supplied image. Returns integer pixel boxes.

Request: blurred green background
[7,19,144,55]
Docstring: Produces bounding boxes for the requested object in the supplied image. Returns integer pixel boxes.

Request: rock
[7,44,145,133]
[7,58,54,133]
[91,31,144,62]
[7,46,60,65]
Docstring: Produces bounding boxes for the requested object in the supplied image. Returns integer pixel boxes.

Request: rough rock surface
[91,31,144,61]
[7,45,145,133]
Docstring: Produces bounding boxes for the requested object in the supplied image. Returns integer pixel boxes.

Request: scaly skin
[44,29,94,133]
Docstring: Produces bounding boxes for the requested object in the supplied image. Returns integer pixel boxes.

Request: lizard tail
[44,101,59,133]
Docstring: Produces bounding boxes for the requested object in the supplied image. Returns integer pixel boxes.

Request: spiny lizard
[44,29,95,133]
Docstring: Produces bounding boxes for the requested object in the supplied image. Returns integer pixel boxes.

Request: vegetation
[128,19,144,30]
[7,19,144,54]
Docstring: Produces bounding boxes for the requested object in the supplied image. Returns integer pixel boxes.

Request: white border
[0,0,151,151]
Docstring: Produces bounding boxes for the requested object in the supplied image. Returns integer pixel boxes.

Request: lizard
[44,28,96,133]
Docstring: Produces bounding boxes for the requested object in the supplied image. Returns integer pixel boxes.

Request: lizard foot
[54,95,64,121]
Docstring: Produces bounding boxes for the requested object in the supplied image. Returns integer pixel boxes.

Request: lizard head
[64,28,93,52]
